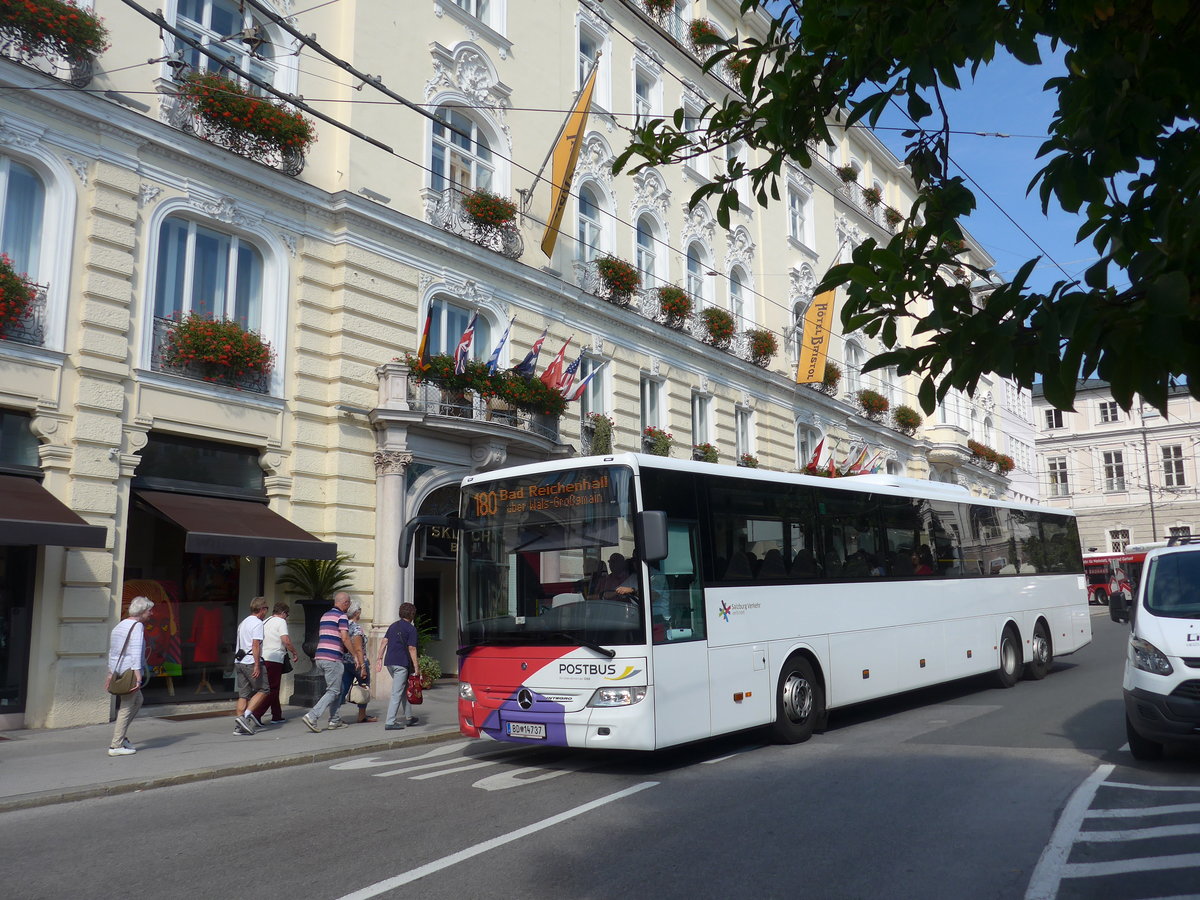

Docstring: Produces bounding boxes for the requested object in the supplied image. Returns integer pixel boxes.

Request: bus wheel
[994,625,1023,688]
[1094,588,1108,607]
[772,655,823,744]
[1025,620,1053,680]
[1126,714,1164,761]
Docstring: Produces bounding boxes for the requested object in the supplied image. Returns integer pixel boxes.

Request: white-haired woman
[106,596,153,757]
[335,599,375,724]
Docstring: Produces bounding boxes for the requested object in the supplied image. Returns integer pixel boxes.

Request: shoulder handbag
[107,623,139,695]
[406,673,424,705]
[348,679,370,705]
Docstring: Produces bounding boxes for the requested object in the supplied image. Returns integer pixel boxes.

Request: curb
[0,726,462,813]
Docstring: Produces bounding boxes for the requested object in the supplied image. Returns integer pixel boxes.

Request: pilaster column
[373,449,413,628]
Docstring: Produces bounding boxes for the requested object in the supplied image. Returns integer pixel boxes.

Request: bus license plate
[506,722,546,739]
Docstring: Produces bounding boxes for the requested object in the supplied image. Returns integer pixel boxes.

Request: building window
[576,17,609,106]
[173,0,280,89]
[635,215,658,285]
[735,407,753,459]
[1044,408,1064,429]
[1163,445,1186,487]
[1109,528,1129,553]
[633,67,658,129]
[428,297,491,359]
[431,106,494,193]
[845,341,863,395]
[1048,456,1069,497]
[576,184,603,261]
[1098,400,1120,423]
[640,376,662,431]
[0,157,45,281]
[692,392,712,445]
[153,216,265,330]
[1103,450,1126,492]
[682,101,708,178]
[787,183,812,246]
[796,423,819,469]
[578,355,605,416]
[453,0,490,22]
[1169,525,1192,540]
[729,267,747,329]
[686,242,710,306]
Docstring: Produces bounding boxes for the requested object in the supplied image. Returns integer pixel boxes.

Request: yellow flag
[540,62,598,258]
[796,290,835,383]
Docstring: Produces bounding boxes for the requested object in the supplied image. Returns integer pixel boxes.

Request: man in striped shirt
[302,591,359,732]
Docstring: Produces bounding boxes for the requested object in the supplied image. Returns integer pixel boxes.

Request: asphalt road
[6,609,1199,900]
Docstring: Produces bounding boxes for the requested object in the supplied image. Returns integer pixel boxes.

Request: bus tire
[994,624,1023,688]
[1024,619,1053,680]
[1126,714,1164,761]
[772,655,823,744]
[1093,588,1108,606]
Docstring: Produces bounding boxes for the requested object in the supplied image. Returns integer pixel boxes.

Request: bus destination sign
[471,472,613,518]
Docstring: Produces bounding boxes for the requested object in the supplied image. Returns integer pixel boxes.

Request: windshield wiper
[547,632,616,658]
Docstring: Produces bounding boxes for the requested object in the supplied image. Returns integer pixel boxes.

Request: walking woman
[106,596,153,757]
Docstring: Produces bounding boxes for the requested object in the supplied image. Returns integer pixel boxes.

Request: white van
[1118,539,1200,760]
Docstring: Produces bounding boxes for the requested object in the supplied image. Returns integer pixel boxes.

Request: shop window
[137,433,264,499]
[0,410,39,474]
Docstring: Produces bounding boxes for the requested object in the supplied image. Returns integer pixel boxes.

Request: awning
[0,474,108,548]
[134,490,337,560]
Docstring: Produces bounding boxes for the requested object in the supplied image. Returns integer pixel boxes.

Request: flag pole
[522,51,601,216]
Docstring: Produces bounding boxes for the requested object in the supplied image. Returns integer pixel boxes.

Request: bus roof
[462,452,1070,517]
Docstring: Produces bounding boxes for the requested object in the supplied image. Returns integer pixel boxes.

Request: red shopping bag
[406,673,424,705]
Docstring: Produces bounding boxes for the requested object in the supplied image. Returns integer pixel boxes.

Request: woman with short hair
[106,596,153,757]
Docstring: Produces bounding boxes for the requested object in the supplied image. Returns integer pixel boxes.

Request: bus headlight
[459,682,476,701]
[1130,638,1173,676]
[588,686,647,707]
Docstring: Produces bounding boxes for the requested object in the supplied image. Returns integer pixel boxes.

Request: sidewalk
[0,684,461,813]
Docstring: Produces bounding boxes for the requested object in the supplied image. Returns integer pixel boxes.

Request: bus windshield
[459,465,645,649]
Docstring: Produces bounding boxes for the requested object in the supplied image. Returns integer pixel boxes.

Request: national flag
[539,336,573,388]
[865,451,885,474]
[414,306,434,372]
[487,317,515,374]
[846,446,871,475]
[566,361,605,402]
[540,58,599,258]
[453,312,478,374]
[558,353,582,396]
[795,290,835,384]
[512,329,547,377]
[806,438,825,470]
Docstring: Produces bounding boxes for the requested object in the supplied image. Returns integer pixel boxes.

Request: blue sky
[871,48,1095,296]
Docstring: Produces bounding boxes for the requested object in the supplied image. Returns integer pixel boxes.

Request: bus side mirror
[1109,590,1130,624]
[637,510,669,563]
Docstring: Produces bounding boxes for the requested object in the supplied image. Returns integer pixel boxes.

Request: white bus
[412,454,1091,750]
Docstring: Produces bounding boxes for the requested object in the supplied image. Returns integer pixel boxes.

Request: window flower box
[462,189,517,230]
[161,311,275,391]
[174,72,316,175]
[0,0,107,86]
[891,404,923,436]
[745,327,778,367]
[884,207,904,229]
[693,442,718,463]
[811,361,841,396]
[406,353,566,418]
[0,254,37,341]
[657,285,691,329]
[642,0,674,19]
[861,186,882,208]
[595,255,640,307]
[834,165,858,184]
[585,412,614,454]
[642,425,673,456]
[855,388,890,422]
[738,453,759,468]
[688,18,719,55]
[700,306,735,350]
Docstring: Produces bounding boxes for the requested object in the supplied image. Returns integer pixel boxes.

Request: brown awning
[0,474,108,548]
[135,490,337,560]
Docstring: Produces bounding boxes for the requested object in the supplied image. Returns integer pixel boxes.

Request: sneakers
[233,715,257,735]
[250,713,266,729]
[107,746,136,757]
[326,720,347,730]
[268,718,286,725]
[405,716,419,726]
[384,723,405,731]
[302,715,320,733]
[122,738,134,750]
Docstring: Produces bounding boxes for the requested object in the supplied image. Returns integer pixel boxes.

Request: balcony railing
[150,316,271,394]
[575,259,757,365]
[0,31,93,87]
[407,377,559,442]
[160,90,306,176]
[0,282,47,347]
[425,188,523,260]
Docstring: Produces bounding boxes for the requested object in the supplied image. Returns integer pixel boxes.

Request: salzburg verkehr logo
[719,601,733,622]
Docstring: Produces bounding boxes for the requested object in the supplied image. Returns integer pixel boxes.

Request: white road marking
[1025,763,1114,900]
[410,760,501,779]
[1078,824,1200,842]
[337,781,660,900]
[376,758,501,778]
[329,742,469,770]
[1062,853,1200,878]
[1086,803,1200,818]
[1105,782,1200,793]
